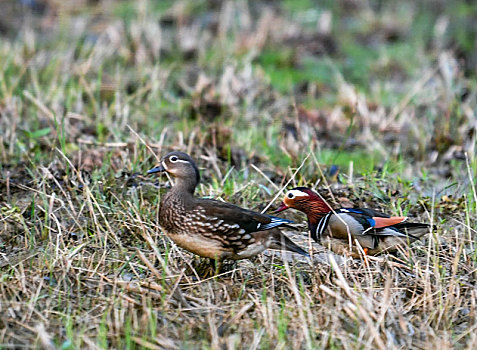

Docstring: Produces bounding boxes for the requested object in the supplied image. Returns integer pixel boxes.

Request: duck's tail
[394,222,431,240]
[269,229,310,257]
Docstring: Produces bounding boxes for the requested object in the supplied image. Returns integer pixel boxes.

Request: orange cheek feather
[373,216,406,228]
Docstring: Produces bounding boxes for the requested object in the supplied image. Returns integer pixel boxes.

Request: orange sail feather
[373,216,407,229]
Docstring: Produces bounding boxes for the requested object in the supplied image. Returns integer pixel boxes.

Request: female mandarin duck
[275,187,429,257]
[147,152,308,261]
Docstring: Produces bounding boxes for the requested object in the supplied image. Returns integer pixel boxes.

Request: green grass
[1,0,476,348]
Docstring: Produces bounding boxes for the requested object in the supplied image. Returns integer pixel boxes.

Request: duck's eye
[287,193,294,199]
[169,156,178,162]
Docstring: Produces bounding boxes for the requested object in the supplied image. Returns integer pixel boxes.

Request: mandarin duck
[147,151,308,262]
[275,187,429,257]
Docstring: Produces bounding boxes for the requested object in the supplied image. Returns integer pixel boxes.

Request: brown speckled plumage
[148,151,308,260]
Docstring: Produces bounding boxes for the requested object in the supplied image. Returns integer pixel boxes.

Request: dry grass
[1,0,476,348]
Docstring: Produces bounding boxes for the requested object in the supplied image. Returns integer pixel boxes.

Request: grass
[1,0,476,348]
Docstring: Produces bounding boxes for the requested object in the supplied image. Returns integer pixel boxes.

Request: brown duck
[147,151,308,261]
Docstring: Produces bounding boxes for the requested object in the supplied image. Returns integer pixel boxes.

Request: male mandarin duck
[275,187,429,257]
[147,151,308,261]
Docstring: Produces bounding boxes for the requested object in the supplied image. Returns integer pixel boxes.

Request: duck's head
[148,151,200,193]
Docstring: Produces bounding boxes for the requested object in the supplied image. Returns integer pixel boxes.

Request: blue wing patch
[259,216,294,230]
[366,217,376,227]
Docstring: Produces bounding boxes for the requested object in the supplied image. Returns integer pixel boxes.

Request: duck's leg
[192,258,224,278]
[211,258,222,275]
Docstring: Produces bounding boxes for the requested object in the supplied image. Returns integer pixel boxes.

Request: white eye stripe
[168,156,190,164]
[287,189,309,198]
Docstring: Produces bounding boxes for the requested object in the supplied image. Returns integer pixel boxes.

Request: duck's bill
[274,202,289,213]
[147,164,165,174]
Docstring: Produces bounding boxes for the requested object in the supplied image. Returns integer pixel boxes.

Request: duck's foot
[361,247,370,266]
[190,258,236,278]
